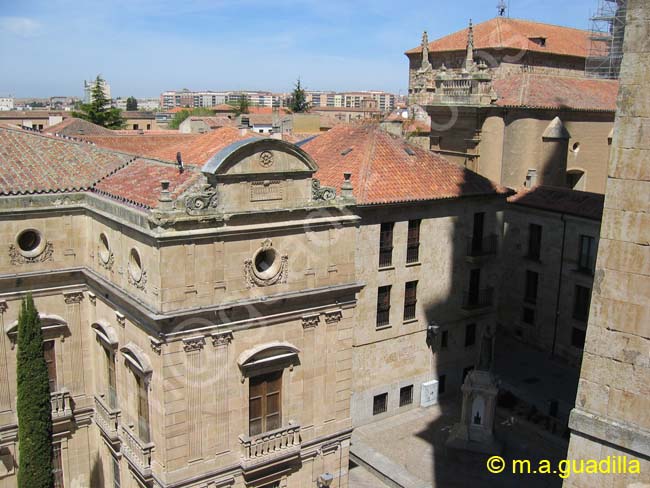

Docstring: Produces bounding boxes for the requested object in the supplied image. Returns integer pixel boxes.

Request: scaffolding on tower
[585,0,627,79]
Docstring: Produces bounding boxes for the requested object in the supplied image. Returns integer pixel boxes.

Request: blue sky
[0,0,597,98]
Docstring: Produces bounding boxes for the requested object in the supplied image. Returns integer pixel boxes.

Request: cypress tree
[73,75,125,129]
[16,294,53,488]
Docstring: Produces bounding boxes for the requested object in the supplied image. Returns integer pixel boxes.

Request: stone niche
[201,138,328,214]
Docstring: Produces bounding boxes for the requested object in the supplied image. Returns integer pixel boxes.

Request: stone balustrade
[94,394,121,442]
[120,424,154,480]
[239,422,301,469]
[50,390,72,420]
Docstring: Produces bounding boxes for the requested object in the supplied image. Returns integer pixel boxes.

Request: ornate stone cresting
[465,19,475,72]
[185,184,219,216]
[9,241,54,265]
[312,179,337,202]
[183,336,206,353]
[302,313,320,329]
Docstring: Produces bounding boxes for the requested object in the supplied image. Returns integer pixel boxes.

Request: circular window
[253,247,280,279]
[15,229,45,258]
[128,248,143,283]
[99,233,111,264]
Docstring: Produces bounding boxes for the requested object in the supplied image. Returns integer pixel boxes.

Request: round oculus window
[128,248,143,283]
[15,229,45,258]
[253,247,280,280]
[99,233,111,264]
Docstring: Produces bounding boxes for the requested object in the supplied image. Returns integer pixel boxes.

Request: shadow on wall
[90,454,104,487]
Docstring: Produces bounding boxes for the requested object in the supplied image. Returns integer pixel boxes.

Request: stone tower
[565,0,650,485]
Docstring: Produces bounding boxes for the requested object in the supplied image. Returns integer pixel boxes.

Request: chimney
[341,172,354,200]
[158,180,173,211]
[176,152,184,173]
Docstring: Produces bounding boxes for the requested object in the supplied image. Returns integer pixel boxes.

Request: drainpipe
[551,214,567,358]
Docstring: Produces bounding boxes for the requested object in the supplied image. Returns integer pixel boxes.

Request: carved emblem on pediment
[259,151,274,168]
[312,179,337,201]
[185,184,218,215]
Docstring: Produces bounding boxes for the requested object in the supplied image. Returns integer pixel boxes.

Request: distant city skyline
[1,0,598,98]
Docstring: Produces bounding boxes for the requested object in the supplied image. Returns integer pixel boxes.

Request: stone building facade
[405,18,619,194]
[565,0,650,485]
[499,186,604,367]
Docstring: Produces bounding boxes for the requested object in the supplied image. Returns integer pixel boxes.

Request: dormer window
[529,36,547,47]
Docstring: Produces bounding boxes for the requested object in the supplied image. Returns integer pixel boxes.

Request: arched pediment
[120,342,152,375]
[237,341,300,378]
[91,321,119,348]
[6,313,68,338]
[202,138,318,177]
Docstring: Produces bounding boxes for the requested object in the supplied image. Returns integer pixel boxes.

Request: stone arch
[91,321,119,349]
[120,342,152,376]
[237,341,300,379]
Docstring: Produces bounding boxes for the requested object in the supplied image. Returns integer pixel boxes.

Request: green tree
[73,75,125,129]
[16,294,53,488]
[126,96,138,111]
[228,95,250,116]
[167,107,215,130]
[289,78,310,113]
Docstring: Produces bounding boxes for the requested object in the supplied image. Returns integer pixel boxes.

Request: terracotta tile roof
[112,129,181,135]
[211,104,236,112]
[122,111,155,119]
[188,116,237,128]
[406,18,593,58]
[493,74,618,111]
[247,107,290,115]
[93,158,199,209]
[302,125,506,205]
[82,133,200,159]
[508,185,604,220]
[43,117,114,136]
[0,125,133,195]
[167,107,188,114]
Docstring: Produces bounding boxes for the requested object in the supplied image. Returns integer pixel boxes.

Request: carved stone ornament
[63,291,84,305]
[244,254,288,288]
[0,301,7,314]
[9,241,54,265]
[324,310,343,324]
[149,336,164,355]
[312,179,337,202]
[211,330,233,347]
[127,268,147,291]
[98,250,115,271]
[302,314,320,329]
[115,312,126,328]
[259,151,274,168]
[185,184,219,215]
[183,336,206,353]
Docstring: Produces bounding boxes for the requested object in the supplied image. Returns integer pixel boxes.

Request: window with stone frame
[524,270,539,304]
[406,219,421,264]
[527,224,542,260]
[379,222,394,268]
[577,235,596,273]
[373,393,388,415]
[104,347,118,409]
[399,385,414,407]
[135,374,150,443]
[403,281,418,321]
[249,371,282,436]
[376,285,391,328]
[573,285,591,322]
[43,340,57,392]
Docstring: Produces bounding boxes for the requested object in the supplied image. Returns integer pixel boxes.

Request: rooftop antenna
[497,0,507,16]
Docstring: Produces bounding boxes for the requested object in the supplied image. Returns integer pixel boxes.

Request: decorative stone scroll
[9,241,54,265]
[185,184,219,215]
[312,179,337,202]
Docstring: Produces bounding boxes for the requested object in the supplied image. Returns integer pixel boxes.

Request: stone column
[211,330,232,454]
[0,301,11,411]
[183,336,205,461]
[64,291,85,395]
[302,314,320,431]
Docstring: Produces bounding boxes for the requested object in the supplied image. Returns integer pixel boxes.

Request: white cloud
[0,16,42,37]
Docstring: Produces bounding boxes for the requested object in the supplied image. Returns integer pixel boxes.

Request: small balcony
[239,422,301,471]
[94,394,121,443]
[120,424,154,480]
[50,390,72,421]
[466,234,497,259]
[462,287,494,311]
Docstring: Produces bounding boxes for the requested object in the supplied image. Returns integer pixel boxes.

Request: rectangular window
[249,371,282,436]
[438,375,446,395]
[43,340,57,392]
[573,285,591,322]
[406,220,420,264]
[471,212,485,253]
[379,222,394,268]
[376,286,391,328]
[528,224,542,260]
[373,393,388,415]
[53,443,64,488]
[524,270,539,304]
[112,457,121,488]
[572,327,586,349]
[578,235,596,273]
[466,268,481,306]
[403,281,418,321]
[522,307,535,325]
[465,323,476,347]
[146,124,151,130]
[104,347,117,409]
[133,124,139,130]
[399,385,413,407]
[440,330,448,349]
[136,375,150,443]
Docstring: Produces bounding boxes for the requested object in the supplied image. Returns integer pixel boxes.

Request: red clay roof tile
[508,185,604,220]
